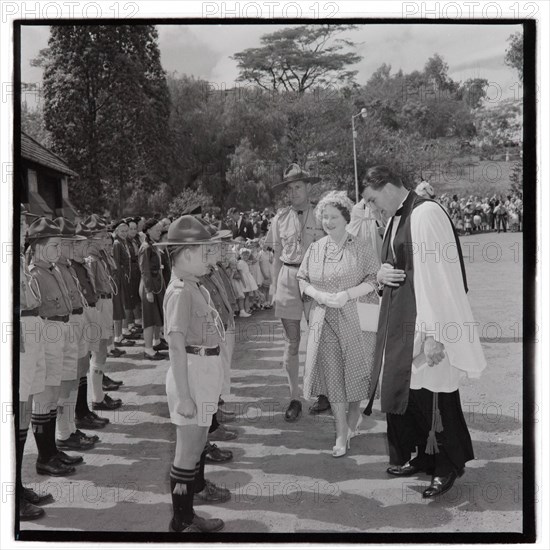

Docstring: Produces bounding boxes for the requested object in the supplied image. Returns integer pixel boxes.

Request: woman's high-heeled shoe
[332,430,352,458]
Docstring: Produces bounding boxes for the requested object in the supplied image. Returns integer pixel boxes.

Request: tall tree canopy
[504,32,523,82]
[232,24,361,93]
[39,25,170,215]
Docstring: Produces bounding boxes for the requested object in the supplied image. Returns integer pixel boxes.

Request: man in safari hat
[265,163,329,422]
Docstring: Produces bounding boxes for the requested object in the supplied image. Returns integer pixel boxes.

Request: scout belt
[185,345,220,356]
[41,314,69,323]
[98,293,112,299]
[21,308,40,317]
[72,307,84,315]
[283,262,301,268]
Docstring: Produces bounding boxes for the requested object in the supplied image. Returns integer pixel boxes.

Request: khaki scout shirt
[29,259,72,318]
[264,204,325,288]
[163,275,224,348]
[20,255,41,311]
[71,259,98,306]
[56,259,85,310]
[86,253,112,295]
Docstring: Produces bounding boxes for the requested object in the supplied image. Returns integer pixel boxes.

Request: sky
[20,23,523,101]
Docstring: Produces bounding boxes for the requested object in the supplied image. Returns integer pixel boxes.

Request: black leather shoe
[75,429,100,443]
[309,395,331,414]
[20,499,45,521]
[153,340,169,351]
[92,394,122,410]
[56,451,83,465]
[104,374,123,386]
[422,470,461,498]
[143,351,166,360]
[284,400,302,422]
[102,381,120,391]
[123,331,142,340]
[192,512,224,532]
[23,487,54,505]
[169,518,201,532]
[56,432,95,450]
[89,411,110,424]
[109,348,126,357]
[36,456,76,476]
[205,442,233,463]
[387,463,423,477]
[75,412,107,429]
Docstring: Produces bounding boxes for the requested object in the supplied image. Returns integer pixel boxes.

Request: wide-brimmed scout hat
[55,217,87,240]
[272,163,321,193]
[195,216,233,241]
[83,214,109,236]
[75,223,92,239]
[21,204,40,219]
[154,215,223,246]
[26,217,62,241]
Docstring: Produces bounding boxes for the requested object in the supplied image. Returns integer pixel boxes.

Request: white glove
[325,291,349,309]
[305,285,330,306]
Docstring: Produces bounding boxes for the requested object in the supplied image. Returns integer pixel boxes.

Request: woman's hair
[361,165,403,192]
[315,190,354,224]
[143,218,160,233]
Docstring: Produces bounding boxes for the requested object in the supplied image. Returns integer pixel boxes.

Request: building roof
[21,132,78,177]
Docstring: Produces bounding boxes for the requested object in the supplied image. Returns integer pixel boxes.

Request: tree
[167,187,214,218]
[40,25,170,215]
[21,100,51,147]
[505,32,523,82]
[232,24,361,93]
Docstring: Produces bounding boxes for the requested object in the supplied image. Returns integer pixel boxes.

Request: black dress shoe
[36,456,76,476]
[309,395,331,414]
[205,442,233,463]
[56,451,83,465]
[104,374,123,386]
[20,499,45,521]
[123,331,142,340]
[284,400,302,422]
[109,348,126,357]
[23,487,54,505]
[153,340,169,351]
[92,394,122,410]
[102,381,120,392]
[56,432,95,450]
[386,463,424,477]
[89,411,110,424]
[75,412,107,429]
[75,429,100,443]
[422,470,460,498]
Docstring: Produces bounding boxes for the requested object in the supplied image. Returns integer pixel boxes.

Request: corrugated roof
[21,132,78,177]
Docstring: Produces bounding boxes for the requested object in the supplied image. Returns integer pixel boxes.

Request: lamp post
[352,107,368,203]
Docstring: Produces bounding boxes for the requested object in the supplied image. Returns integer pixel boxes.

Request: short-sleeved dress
[297,233,380,403]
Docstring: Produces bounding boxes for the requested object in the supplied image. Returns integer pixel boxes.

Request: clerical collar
[394,191,411,217]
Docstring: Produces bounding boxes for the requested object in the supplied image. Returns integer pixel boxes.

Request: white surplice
[388,200,487,393]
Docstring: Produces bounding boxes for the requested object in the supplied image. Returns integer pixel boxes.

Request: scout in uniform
[155,215,230,532]
[53,218,98,451]
[70,223,111,430]
[82,215,122,411]
[126,217,143,333]
[27,218,84,477]
[18,206,52,521]
[264,164,327,421]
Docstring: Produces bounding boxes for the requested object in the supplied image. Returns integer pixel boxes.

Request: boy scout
[265,164,327,421]
[19,206,52,521]
[71,223,110,430]
[54,218,98,450]
[83,215,122,411]
[27,218,83,476]
[155,215,230,532]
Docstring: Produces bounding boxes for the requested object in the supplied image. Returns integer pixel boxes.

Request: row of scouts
[18,211,239,526]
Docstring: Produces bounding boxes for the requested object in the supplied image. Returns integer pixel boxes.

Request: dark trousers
[386,388,474,476]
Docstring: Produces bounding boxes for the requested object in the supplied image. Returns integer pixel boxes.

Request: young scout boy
[155,215,231,532]
[27,217,83,477]
[53,217,99,451]
[19,205,52,521]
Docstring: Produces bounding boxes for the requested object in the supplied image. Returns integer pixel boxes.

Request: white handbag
[357,302,380,332]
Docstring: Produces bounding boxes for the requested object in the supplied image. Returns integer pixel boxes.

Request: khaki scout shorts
[274,264,305,321]
[96,298,113,341]
[166,354,224,427]
[82,305,101,353]
[61,313,84,381]
[19,316,46,401]
[42,319,68,386]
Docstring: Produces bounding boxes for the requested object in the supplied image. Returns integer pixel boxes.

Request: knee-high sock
[194,444,209,494]
[75,376,91,418]
[31,411,52,463]
[17,427,28,489]
[89,367,104,403]
[208,412,219,434]
[56,388,78,441]
[48,409,59,455]
[170,465,195,528]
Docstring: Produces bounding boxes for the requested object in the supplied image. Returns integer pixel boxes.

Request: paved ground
[21,231,524,534]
